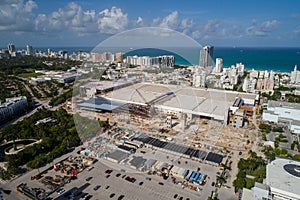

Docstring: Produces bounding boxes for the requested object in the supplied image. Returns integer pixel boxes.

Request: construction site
[74,81,260,151]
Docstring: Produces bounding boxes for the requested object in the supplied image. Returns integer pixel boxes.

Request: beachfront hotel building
[214,58,223,73]
[199,46,214,67]
[126,55,174,68]
[291,65,300,84]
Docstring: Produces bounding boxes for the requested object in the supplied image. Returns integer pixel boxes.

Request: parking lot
[2,131,237,200]
[52,160,212,200]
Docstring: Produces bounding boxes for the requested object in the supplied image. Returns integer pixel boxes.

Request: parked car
[118,195,125,200]
[86,177,93,181]
[93,185,100,191]
[57,188,65,194]
[110,193,115,198]
[84,194,92,200]
[87,166,94,171]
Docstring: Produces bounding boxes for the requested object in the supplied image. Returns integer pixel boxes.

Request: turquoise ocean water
[35,47,300,72]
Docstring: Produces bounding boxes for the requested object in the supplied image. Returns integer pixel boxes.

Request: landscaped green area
[0,108,80,175]
[274,133,288,148]
[49,86,78,106]
[285,94,300,103]
[259,124,283,133]
[260,85,300,102]
[233,151,266,190]
[17,69,43,78]
[263,145,300,162]
[0,56,81,76]
[0,75,34,125]
[0,107,111,180]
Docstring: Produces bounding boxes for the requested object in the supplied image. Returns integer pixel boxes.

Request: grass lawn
[245,177,255,189]
[18,73,43,78]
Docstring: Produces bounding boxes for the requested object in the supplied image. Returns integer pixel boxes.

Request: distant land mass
[23,46,300,72]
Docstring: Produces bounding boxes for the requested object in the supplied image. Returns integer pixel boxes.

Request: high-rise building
[236,63,245,76]
[199,45,214,67]
[102,52,114,62]
[7,43,15,54]
[291,65,300,84]
[26,45,33,55]
[214,58,223,73]
[126,55,174,68]
[192,68,207,87]
[115,52,125,63]
[91,53,104,62]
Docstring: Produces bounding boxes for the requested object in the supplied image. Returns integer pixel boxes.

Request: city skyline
[0,0,300,47]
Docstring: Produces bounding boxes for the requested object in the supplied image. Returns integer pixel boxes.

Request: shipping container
[190,172,198,182]
[185,171,193,181]
[195,173,202,184]
[183,169,189,178]
[193,173,201,184]
[199,174,207,184]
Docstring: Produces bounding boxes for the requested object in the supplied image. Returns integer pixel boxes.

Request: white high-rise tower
[199,45,214,67]
[215,58,223,73]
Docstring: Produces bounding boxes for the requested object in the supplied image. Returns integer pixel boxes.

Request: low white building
[243,77,257,93]
[262,100,300,134]
[0,96,28,123]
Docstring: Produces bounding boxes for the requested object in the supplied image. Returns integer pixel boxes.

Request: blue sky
[0,0,300,47]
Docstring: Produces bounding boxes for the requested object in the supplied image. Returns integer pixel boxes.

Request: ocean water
[35,46,300,72]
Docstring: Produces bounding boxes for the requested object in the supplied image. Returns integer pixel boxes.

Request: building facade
[262,100,300,134]
[0,96,28,124]
[214,58,223,73]
[291,65,300,84]
[199,46,214,67]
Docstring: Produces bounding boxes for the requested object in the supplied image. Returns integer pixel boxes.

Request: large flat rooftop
[266,158,300,199]
[102,82,257,121]
[268,100,300,110]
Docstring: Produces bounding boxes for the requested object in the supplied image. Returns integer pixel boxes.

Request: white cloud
[0,0,37,31]
[150,11,196,37]
[261,20,278,32]
[136,16,143,26]
[152,17,161,26]
[35,3,129,35]
[203,19,220,33]
[24,0,37,12]
[246,19,278,37]
[159,11,179,29]
[97,6,128,34]
[180,18,194,34]
[189,19,223,40]
[220,25,242,39]
[191,30,201,39]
